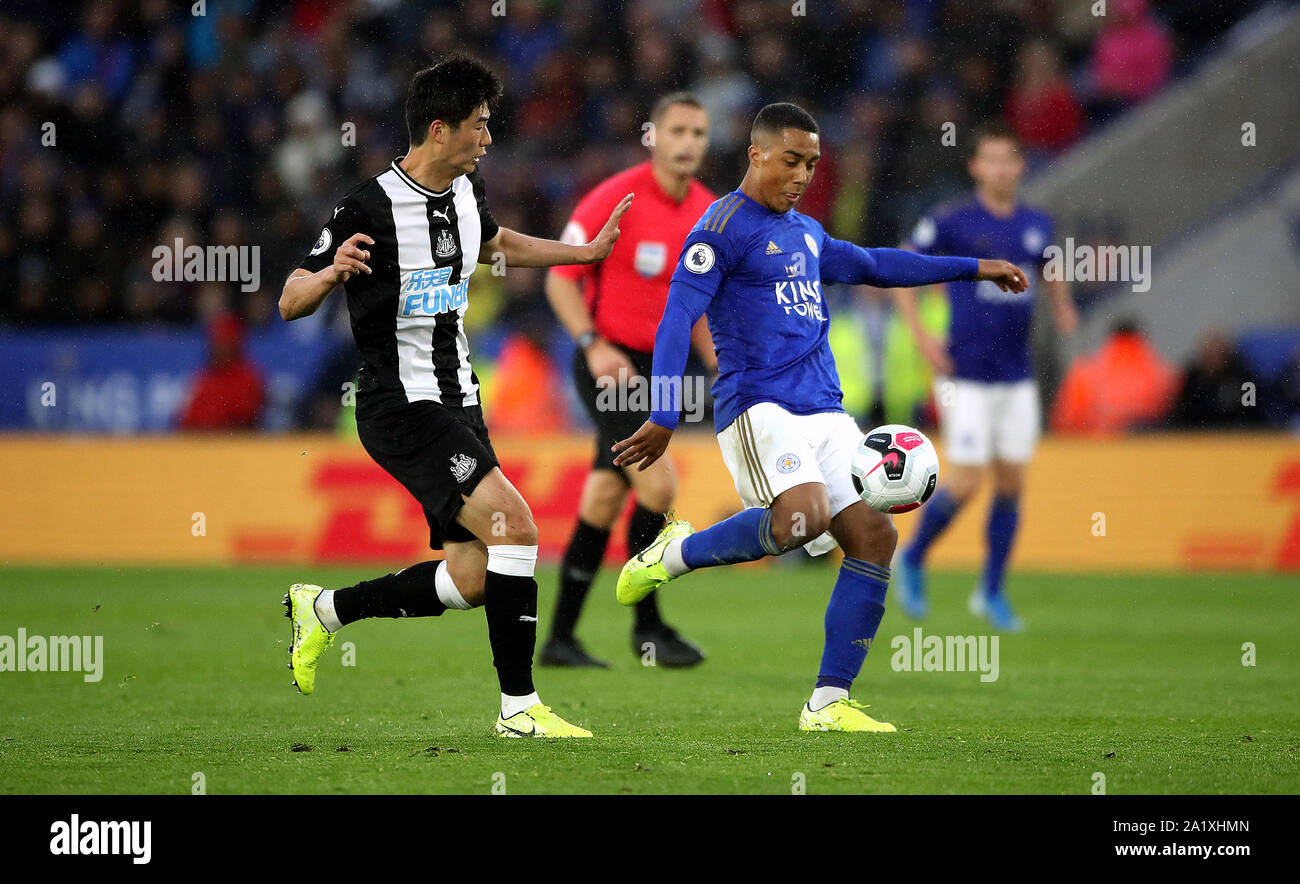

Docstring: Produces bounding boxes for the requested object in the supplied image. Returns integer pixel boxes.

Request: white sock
[809,686,848,711]
[501,691,541,718]
[313,589,342,632]
[662,537,690,577]
[435,560,472,610]
[486,544,538,577]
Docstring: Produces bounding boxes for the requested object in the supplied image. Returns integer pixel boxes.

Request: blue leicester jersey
[911,199,1053,383]
[670,190,851,434]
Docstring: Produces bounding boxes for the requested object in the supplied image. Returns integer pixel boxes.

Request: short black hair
[750,102,819,143]
[650,92,705,124]
[406,54,503,146]
[968,121,1019,158]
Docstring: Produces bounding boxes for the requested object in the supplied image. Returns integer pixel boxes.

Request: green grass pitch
[0,564,1295,794]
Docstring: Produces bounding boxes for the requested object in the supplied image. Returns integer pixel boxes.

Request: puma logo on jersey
[765,240,783,255]
[430,207,450,224]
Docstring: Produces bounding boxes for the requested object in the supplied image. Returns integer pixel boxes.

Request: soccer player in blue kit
[891,123,1078,632]
[610,104,1028,732]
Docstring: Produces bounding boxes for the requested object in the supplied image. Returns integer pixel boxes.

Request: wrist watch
[575,330,598,350]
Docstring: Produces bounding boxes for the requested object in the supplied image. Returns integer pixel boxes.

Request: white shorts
[716,402,864,556]
[933,378,1040,465]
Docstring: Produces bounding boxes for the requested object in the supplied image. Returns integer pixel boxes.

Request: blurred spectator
[0,0,1267,430]
[1005,40,1084,158]
[1169,330,1268,429]
[177,314,265,430]
[1051,318,1178,434]
[1089,0,1173,121]
[1274,346,1300,432]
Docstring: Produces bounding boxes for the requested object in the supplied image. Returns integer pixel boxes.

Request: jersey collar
[391,155,454,198]
[734,187,795,218]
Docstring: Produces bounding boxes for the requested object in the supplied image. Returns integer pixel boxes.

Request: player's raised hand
[611,419,672,470]
[585,193,634,263]
[976,259,1028,293]
[331,233,375,283]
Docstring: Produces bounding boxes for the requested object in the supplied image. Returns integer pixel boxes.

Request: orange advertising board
[0,433,1297,572]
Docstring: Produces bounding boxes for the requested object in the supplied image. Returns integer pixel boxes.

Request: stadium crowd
[0,0,1289,432]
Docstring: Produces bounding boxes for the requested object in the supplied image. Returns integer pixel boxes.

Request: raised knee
[771,510,831,551]
[509,517,539,547]
[494,509,538,546]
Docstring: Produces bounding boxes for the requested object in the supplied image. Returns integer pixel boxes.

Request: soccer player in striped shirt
[278,55,632,738]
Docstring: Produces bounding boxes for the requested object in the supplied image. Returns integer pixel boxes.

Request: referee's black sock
[332,560,446,626]
[550,519,611,641]
[484,546,539,698]
[628,504,667,632]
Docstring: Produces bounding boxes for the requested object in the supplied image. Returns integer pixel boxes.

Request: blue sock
[902,487,961,566]
[983,494,1020,598]
[816,558,890,690]
[681,507,781,570]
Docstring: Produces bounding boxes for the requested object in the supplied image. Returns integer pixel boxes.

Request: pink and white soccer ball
[850,424,940,514]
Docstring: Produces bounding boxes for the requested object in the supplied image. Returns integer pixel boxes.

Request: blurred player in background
[612,104,1028,731]
[541,93,716,669]
[278,55,632,738]
[890,123,1078,632]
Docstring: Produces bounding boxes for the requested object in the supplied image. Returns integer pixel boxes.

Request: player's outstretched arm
[822,238,1028,293]
[279,232,375,321]
[479,193,634,268]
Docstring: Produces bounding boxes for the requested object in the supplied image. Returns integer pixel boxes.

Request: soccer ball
[850,424,940,514]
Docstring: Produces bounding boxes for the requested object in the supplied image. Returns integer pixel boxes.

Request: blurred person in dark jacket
[1170,330,1267,429]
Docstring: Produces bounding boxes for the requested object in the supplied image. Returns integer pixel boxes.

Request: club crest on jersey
[401,266,468,316]
[803,233,820,258]
[776,452,801,474]
[684,242,715,274]
[434,229,457,259]
[309,228,332,256]
[449,453,477,483]
[634,241,667,277]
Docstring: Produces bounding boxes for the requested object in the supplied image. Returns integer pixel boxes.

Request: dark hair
[968,121,1019,158]
[1111,316,1145,337]
[750,102,819,142]
[406,54,503,145]
[650,92,705,124]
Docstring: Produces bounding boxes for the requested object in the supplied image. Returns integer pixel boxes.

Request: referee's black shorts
[356,393,499,550]
[572,344,654,479]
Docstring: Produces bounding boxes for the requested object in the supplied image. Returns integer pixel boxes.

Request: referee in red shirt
[541,93,717,668]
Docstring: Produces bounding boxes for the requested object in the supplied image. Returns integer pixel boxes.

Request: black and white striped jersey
[298,157,499,408]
